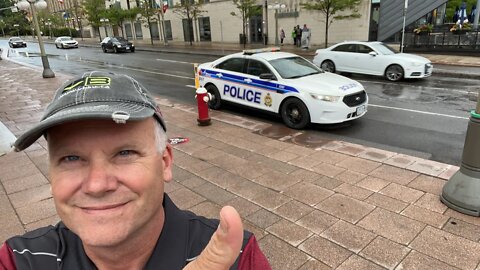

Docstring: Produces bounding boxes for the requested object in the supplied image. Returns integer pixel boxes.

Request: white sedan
[198,48,368,129]
[313,41,433,82]
[55,36,78,49]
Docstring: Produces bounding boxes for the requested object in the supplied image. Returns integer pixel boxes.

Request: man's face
[47,118,172,248]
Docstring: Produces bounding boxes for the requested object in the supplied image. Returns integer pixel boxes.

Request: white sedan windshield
[269,57,322,79]
[372,43,398,55]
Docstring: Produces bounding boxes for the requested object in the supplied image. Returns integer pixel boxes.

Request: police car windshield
[269,57,322,79]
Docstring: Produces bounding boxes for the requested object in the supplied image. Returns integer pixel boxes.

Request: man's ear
[162,144,173,183]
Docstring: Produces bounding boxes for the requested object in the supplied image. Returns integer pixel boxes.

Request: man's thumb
[184,206,244,270]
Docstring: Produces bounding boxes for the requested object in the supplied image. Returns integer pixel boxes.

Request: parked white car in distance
[313,41,433,81]
[55,36,78,49]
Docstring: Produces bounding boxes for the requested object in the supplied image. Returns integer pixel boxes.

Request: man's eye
[118,150,133,156]
[62,156,80,162]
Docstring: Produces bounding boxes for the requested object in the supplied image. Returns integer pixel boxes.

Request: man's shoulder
[6,223,64,248]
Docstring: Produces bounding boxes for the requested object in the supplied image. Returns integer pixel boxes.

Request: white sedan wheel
[385,65,404,82]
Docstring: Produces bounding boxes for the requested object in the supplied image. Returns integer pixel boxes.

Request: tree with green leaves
[172,0,206,45]
[230,0,261,47]
[123,7,140,39]
[106,6,128,37]
[300,0,361,47]
[139,0,158,45]
[446,0,477,23]
[0,0,29,36]
[83,0,106,41]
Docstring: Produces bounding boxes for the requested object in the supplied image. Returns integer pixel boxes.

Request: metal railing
[404,30,480,52]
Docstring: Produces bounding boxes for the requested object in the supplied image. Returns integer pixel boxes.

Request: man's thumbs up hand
[183,206,243,270]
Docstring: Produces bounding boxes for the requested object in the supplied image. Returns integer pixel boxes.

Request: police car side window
[246,60,271,77]
[216,58,246,73]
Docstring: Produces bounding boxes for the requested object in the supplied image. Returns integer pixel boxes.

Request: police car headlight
[411,62,423,67]
[310,94,341,102]
[117,44,122,48]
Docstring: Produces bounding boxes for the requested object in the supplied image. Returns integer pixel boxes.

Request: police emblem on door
[264,93,272,107]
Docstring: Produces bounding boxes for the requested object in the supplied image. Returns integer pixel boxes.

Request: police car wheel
[206,85,222,109]
[280,98,310,129]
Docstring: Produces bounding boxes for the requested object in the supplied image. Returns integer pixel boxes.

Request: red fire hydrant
[195,87,211,126]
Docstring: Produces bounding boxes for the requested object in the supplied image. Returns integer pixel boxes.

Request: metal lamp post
[268,2,286,46]
[45,21,52,39]
[100,18,109,38]
[17,0,55,78]
[400,0,408,53]
[0,20,4,37]
[13,24,19,37]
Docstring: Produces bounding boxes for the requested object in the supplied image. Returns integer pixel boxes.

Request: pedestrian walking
[292,26,297,46]
[301,24,311,50]
[280,29,285,45]
[295,25,302,47]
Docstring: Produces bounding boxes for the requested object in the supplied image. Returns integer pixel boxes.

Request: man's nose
[82,159,117,196]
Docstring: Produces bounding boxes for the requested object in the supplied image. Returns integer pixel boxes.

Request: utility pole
[158,1,167,45]
[400,0,408,53]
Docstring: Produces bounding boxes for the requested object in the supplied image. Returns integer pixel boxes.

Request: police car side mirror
[259,73,276,80]
[369,51,378,57]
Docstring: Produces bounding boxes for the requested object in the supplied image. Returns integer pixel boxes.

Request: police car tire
[206,85,222,109]
[280,98,310,129]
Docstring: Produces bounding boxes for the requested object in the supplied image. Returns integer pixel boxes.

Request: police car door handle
[243,78,252,83]
[216,73,223,78]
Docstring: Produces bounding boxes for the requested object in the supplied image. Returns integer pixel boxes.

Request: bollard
[195,87,211,126]
[441,90,480,216]
[194,63,200,89]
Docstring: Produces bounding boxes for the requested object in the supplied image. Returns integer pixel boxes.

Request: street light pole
[17,0,55,78]
[401,0,408,53]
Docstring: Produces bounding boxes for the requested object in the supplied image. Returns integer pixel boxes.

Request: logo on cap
[62,76,111,93]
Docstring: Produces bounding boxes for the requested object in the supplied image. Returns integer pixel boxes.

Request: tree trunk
[98,26,102,42]
[148,17,154,45]
[324,14,329,48]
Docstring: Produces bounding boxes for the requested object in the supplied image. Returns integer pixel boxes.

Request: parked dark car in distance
[8,37,27,48]
[101,37,135,53]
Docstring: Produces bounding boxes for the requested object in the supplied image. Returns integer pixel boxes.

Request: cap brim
[14,102,159,151]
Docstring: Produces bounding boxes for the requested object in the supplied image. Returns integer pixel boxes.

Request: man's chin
[77,228,130,248]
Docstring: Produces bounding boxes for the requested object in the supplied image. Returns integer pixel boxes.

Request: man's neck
[83,209,165,270]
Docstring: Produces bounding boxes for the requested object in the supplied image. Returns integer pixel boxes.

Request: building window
[125,23,133,39]
[164,20,173,40]
[134,22,143,39]
[182,18,194,42]
[198,17,211,41]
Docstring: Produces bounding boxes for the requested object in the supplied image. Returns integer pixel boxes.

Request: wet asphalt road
[2,40,478,165]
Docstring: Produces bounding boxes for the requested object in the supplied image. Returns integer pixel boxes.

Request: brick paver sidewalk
[1,59,480,270]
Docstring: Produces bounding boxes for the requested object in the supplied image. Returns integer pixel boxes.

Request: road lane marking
[156,59,194,64]
[369,104,469,120]
[357,79,476,95]
[186,85,196,88]
[111,65,193,80]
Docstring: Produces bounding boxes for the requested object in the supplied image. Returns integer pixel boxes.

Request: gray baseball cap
[14,71,166,151]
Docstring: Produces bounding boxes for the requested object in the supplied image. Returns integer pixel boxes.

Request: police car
[198,48,368,129]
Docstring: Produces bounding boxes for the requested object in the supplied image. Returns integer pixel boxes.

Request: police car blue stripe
[201,69,298,94]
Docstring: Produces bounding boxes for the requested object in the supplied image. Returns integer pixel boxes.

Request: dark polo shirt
[0,194,271,270]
